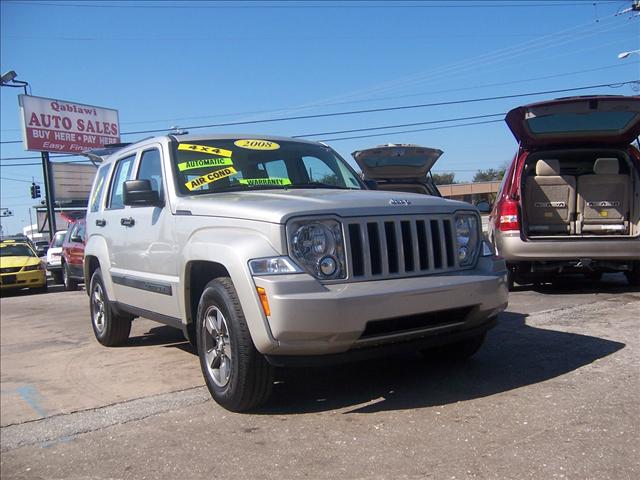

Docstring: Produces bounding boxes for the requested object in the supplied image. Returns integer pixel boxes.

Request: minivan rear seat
[525,159,576,234]
[577,158,630,234]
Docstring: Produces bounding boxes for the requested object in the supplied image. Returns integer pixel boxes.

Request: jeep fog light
[455,213,480,266]
[287,219,346,280]
[249,257,302,275]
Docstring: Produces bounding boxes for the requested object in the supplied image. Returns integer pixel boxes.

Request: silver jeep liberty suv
[84,134,508,412]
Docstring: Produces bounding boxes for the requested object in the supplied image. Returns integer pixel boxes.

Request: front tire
[63,263,78,291]
[89,268,132,346]
[197,277,273,412]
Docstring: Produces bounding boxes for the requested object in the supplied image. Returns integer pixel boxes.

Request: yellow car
[0,241,47,293]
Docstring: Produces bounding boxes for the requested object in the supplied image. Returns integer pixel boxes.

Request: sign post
[18,95,120,239]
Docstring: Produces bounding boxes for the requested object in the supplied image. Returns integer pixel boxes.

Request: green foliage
[431,172,456,185]
[472,168,505,182]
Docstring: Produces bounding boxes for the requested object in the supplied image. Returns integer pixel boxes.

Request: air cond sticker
[239,177,291,186]
[234,139,280,150]
[178,143,233,157]
[178,158,234,171]
[185,167,237,191]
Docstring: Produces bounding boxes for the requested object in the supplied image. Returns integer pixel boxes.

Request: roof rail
[81,137,154,166]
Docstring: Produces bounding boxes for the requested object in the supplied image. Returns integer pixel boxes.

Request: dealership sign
[19,94,120,154]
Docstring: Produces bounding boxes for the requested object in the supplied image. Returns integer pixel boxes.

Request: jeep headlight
[287,219,346,280]
[455,213,480,266]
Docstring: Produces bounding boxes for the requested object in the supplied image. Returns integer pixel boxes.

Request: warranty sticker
[178,158,234,171]
[239,177,291,186]
[185,167,237,191]
[178,143,233,157]
[234,139,280,151]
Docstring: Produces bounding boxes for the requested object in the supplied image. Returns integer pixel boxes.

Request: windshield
[171,138,362,195]
[1,244,36,257]
[52,231,66,248]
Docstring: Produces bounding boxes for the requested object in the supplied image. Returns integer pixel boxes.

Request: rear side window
[108,155,136,209]
[137,149,164,200]
[89,165,110,213]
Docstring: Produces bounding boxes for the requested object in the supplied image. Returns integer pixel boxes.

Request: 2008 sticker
[178,143,233,157]
[234,139,280,150]
[178,158,234,171]
[185,167,237,191]
[239,177,291,186]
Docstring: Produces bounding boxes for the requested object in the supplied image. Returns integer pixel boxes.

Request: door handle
[95,219,106,227]
[120,217,135,227]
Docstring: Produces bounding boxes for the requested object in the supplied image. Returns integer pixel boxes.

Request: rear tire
[51,270,63,284]
[585,272,603,282]
[63,263,78,291]
[89,268,132,346]
[420,333,487,362]
[196,277,273,412]
[626,261,640,287]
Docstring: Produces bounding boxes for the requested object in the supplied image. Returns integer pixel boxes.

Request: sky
[1,0,639,235]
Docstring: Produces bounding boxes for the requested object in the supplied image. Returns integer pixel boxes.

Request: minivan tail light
[498,199,520,232]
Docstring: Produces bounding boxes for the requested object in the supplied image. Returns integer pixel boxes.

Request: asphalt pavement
[1,275,638,479]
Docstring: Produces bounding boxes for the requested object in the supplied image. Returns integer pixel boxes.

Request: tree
[431,172,456,185]
[472,168,505,182]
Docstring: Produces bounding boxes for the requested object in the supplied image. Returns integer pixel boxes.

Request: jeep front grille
[344,215,459,281]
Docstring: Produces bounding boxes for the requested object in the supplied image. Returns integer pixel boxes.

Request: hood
[505,95,640,148]
[351,144,443,180]
[0,256,41,269]
[176,188,472,224]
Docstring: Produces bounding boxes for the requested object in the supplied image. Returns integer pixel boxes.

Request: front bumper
[253,256,508,356]
[496,231,640,262]
[0,270,46,290]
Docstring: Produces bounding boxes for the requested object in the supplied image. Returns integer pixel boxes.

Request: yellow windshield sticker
[234,139,280,150]
[178,143,233,157]
[178,158,234,171]
[185,167,237,191]
[239,177,292,186]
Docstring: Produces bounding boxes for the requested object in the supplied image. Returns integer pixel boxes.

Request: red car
[61,219,86,291]
[488,95,640,288]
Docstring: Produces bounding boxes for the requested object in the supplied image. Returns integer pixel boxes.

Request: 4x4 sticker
[185,167,237,191]
[178,158,234,171]
[178,143,233,157]
[234,139,280,150]
[239,177,291,186]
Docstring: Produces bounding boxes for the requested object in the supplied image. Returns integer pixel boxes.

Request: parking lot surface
[1,276,639,479]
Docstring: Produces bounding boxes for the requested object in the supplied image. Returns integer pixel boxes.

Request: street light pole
[1,71,57,240]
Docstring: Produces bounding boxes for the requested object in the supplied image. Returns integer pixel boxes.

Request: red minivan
[488,95,640,289]
[61,218,86,291]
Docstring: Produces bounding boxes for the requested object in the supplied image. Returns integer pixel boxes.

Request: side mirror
[476,200,491,213]
[123,180,163,207]
[363,179,378,190]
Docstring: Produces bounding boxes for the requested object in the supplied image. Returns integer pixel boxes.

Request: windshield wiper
[286,182,349,190]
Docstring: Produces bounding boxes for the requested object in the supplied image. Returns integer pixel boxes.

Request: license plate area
[1,275,17,285]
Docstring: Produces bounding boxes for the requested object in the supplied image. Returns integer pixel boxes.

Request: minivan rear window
[527,111,637,134]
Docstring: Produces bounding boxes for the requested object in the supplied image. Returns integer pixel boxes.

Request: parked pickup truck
[84,134,508,411]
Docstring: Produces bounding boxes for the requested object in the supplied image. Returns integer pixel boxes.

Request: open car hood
[351,144,443,180]
[505,95,640,148]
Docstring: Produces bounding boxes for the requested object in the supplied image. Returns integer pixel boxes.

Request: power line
[320,118,505,142]
[1,80,635,147]
[292,113,506,138]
